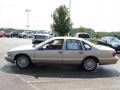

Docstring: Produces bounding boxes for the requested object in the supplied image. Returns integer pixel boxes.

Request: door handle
[79,51,83,54]
[58,51,62,54]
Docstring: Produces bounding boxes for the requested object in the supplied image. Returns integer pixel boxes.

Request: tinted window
[106,37,120,44]
[36,30,49,34]
[82,41,91,50]
[66,39,82,50]
[42,39,64,50]
[78,34,90,38]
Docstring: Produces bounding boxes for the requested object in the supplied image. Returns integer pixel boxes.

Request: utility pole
[25,9,31,30]
[68,0,71,36]
[69,0,71,17]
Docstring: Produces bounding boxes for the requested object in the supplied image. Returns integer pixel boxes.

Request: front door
[63,39,84,64]
[34,39,64,64]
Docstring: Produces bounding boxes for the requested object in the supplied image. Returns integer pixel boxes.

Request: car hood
[9,45,35,52]
[97,45,115,51]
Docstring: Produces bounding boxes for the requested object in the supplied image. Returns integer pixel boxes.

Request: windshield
[36,30,49,34]
[21,31,27,34]
[33,38,52,48]
[106,37,120,44]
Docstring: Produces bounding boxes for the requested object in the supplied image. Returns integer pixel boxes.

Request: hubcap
[17,56,29,68]
[84,59,96,70]
[20,59,27,65]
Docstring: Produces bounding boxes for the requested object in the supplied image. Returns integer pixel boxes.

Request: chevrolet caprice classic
[5,37,118,71]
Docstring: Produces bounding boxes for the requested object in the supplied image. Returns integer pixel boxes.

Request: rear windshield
[78,34,90,38]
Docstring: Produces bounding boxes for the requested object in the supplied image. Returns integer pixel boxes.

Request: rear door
[63,39,84,64]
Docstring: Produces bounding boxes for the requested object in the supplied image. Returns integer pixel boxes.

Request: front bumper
[5,56,15,63]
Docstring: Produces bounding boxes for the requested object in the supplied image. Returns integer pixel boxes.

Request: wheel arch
[14,53,32,62]
[83,56,100,64]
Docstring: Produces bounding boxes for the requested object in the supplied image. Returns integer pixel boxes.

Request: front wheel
[16,55,31,69]
[83,58,97,71]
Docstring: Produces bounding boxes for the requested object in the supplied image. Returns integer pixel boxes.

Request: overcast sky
[0,0,120,32]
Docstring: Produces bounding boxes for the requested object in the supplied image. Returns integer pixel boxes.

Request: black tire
[83,58,97,71]
[23,35,26,38]
[16,55,31,69]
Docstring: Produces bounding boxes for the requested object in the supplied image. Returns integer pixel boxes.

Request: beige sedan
[5,37,118,71]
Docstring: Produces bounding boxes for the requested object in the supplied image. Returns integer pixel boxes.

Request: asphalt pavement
[1,37,120,90]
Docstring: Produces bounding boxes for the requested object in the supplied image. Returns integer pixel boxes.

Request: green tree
[51,5,72,36]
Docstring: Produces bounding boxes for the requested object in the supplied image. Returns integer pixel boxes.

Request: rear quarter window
[78,34,90,38]
[82,41,92,50]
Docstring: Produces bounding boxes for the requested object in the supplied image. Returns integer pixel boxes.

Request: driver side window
[42,39,64,50]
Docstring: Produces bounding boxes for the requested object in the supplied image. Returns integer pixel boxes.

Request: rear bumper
[99,56,118,65]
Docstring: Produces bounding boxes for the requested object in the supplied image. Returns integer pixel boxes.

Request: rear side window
[78,34,90,38]
[82,41,92,50]
[66,39,82,50]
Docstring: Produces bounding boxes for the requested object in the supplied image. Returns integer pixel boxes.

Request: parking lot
[1,37,120,90]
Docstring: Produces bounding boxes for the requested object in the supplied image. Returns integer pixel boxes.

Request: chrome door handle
[58,51,62,54]
[79,51,83,54]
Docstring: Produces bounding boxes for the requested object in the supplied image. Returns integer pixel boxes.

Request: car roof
[50,36,87,41]
[51,36,97,46]
[51,36,76,39]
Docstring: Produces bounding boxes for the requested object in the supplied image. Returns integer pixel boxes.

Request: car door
[63,39,84,64]
[34,39,64,64]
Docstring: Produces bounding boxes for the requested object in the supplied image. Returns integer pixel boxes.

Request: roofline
[51,36,85,40]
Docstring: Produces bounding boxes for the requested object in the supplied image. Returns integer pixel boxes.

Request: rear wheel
[16,55,31,69]
[83,58,97,71]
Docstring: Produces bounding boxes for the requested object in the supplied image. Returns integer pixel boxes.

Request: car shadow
[1,63,120,79]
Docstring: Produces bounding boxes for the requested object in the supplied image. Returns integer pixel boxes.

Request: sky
[0,0,120,32]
